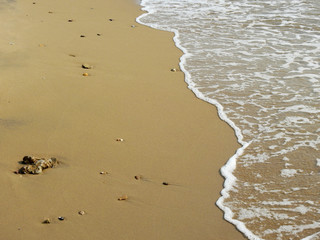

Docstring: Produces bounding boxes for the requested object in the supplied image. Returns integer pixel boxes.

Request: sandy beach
[0,0,244,239]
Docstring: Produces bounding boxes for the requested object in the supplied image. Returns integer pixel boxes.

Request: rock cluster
[16,156,58,174]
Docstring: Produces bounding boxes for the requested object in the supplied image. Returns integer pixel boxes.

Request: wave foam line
[136,1,259,239]
[136,1,320,240]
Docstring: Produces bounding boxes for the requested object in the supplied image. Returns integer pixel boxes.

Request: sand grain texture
[0,0,245,239]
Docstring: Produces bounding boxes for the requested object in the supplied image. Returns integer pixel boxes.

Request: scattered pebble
[78,210,86,215]
[170,68,177,72]
[58,216,65,221]
[118,195,128,201]
[97,33,101,36]
[42,218,51,224]
[68,19,74,22]
[100,171,108,175]
[82,64,92,69]
[116,138,124,142]
[80,35,85,38]
[162,182,169,186]
[131,25,136,28]
[32,2,36,4]
[48,11,53,14]
[109,19,114,21]
[82,73,89,76]
[134,175,142,180]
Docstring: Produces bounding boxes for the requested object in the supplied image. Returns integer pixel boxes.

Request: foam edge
[137,1,261,239]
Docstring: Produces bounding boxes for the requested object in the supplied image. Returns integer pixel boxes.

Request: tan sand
[0,0,245,239]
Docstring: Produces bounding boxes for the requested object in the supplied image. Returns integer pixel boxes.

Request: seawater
[137,0,320,239]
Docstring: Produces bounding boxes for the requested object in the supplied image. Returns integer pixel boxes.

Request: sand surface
[0,0,245,239]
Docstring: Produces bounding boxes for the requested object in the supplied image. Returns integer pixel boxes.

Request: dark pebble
[162,182,169,186]
[58,216,65,221]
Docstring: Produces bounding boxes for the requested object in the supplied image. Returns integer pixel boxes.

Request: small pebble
[48,11,53,14]
[68,19,74,22]
[58,216,65,221]
[82,64,92,69]
[118,195,128,201]
[109,19,114,21]
[42,218,51,224]
[134,175,141,180]
[170,68,177,72]
[69,54,76,57]
[97,33,101,36]
[131,25,136,28]
[162,182,169,186]
[80,35,85,38]
[116,138,124,142]
[83,73,89,76]
[78,210,85,215]
[100,171,108,175]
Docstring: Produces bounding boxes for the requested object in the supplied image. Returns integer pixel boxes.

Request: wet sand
[0,0,245,239]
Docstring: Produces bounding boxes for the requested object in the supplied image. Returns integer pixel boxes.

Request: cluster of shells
[16,156,58,174]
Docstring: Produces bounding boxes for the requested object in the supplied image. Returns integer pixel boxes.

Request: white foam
[281,169,298,178]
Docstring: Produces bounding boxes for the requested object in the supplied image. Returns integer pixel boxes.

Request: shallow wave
[137,0,320,239]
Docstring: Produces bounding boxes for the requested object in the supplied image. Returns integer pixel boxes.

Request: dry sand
[0,0,245,239]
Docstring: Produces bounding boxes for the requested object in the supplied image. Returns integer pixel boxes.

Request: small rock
[22,156,38,164]
[134,175,141,180]
[100,171,108,175]
[162,182,169,186]
[42,218,51,224]
[48,11,53,14]
[82,64,92,69]
[82,73,89,76]
[109,19,114,21]
[69,54,76,57]
[118,195,128,201]
[97,33,101,36]
[80,35,85,38]
[58,216,65,221]
[131,25,136,28]
[68,19,74,22]
[116,138,124,142]
[78,210,85,215]
[170,68,177,72]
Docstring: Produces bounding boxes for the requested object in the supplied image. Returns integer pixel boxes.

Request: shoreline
[0,0,245,239]
[137,4,251,238]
